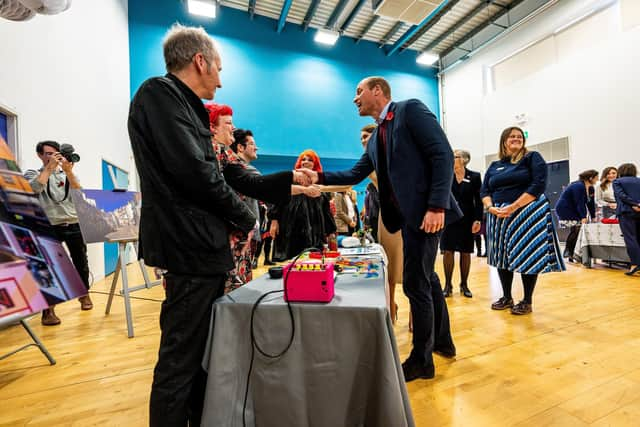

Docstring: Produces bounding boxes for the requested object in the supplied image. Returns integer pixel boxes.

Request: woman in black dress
[270,150,337,261]
[440,150,483,298]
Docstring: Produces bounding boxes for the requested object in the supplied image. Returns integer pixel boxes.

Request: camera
[59,144,80,163]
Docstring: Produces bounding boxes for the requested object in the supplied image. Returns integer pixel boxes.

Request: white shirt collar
[377,101,392,125]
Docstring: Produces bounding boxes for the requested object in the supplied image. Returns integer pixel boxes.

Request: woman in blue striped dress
[480,127,565,315]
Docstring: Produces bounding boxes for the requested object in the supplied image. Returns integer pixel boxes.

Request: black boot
[443,284,453,297]
[460,284,472,298]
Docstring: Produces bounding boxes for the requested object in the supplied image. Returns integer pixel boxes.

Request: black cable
[242,247,320,427]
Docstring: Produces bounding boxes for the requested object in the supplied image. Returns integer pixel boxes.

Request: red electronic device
[282,262,335,303]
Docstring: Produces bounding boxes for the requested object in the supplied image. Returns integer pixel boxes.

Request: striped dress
[487,194,565,274]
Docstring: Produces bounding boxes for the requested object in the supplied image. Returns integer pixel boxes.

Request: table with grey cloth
[201,253,414,427]
[573,222,631,267]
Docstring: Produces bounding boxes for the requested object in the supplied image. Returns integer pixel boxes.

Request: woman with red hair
[271,150,336,260]
[203,103,308,291]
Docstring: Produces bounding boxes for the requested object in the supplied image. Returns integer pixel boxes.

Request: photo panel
[72,189,140,243]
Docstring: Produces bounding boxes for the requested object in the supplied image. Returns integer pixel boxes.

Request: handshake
[292,169,319,187]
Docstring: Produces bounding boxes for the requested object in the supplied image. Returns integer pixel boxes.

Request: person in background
[362,163,380,241]
[25,140,93,326]
[334,189,357,236]
[205,104,304,291]
[474,214,487,257]
[254,202,275,266]
[555,169,598,262]
[440,149,482,298]
[612,163,640,276]
[229,128,261,273]
[596,166,618,219]
[481,126,565,315]
[270,150,336,261]
[361,124,403,324]
[348,188,361,234]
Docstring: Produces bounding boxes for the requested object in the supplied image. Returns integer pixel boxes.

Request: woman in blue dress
[480,127,565,315]
[555,170,598,262]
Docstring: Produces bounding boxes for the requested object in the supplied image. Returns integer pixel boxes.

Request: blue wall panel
[128,0,440,160]
[0,113,7,142]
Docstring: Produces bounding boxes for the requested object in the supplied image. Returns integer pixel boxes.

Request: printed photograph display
[72,189,140,243]
[0,137,87,326]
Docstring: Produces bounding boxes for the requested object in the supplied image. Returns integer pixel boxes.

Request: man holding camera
[24,140,93,325]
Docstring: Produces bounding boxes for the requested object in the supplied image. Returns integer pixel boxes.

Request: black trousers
[619,214,640,265]
[564,225,582,258]
[53,223,90,289]
[149,273,226,427]
[401,227,454,367]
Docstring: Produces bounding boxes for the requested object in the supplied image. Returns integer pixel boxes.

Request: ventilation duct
[372,0,442,25]
[0,0,71,21]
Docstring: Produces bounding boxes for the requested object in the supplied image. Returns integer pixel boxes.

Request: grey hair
[455,149,471,166]
[163,23,219,73]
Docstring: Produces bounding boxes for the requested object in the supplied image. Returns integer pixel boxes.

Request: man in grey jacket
[24,140,93,326]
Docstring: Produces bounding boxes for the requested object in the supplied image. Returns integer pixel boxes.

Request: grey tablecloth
[573,223,631,267]
[201,255,414,427]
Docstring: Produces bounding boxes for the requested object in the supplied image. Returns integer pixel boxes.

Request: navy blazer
[555,180,595,221]
[613,176,640,217]
[322,99,462,232]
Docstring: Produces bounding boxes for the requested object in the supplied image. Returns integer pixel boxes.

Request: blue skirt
[487,195,565,274]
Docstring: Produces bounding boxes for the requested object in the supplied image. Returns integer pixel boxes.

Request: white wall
[0,0,132,281]
[441,0,640,177]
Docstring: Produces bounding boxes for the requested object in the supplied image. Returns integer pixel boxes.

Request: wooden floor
[1,255,640,426]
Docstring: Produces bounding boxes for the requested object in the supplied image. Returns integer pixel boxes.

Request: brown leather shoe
[79,295,93,310]
[511,300,532,315]
[41,307,61,326]
[491,296,514,310]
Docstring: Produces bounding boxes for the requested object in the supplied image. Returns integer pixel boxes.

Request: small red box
[282,262,335,303]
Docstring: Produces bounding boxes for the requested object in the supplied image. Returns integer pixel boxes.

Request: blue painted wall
[0,112,7,142]
[128,0,440,159]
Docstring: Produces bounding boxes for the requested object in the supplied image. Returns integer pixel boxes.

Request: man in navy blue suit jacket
[310,77,462,381]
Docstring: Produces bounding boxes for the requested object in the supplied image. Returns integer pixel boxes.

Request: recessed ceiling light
[188,0,216,19]
[416,51,439,66]
[314,29,339,46]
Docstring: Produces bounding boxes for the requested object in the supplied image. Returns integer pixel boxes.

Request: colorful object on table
[283,262,335,303]
[334,257,381,278]
[308,250,340,259]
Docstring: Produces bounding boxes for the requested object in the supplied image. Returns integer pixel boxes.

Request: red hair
[295,149,323,172]
[204,103,233,131]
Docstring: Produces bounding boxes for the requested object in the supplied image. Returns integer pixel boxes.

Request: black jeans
[619,214,640,265]
[149,273,226,427]
[401,227,454,367]
[53,223,90,289]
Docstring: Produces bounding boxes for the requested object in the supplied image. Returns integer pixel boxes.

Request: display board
[0,137,87,326]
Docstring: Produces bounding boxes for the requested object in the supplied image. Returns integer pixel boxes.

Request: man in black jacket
[128,24,297,426]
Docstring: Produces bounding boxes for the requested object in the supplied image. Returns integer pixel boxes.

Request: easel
[0,317,56,365]
[104,238,161,338]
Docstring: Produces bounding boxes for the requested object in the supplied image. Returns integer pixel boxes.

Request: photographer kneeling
[24,141,93,325]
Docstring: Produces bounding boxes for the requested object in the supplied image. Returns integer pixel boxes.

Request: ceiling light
[416,51,439,66]
[314,29,339,46]
[188,0,216,18]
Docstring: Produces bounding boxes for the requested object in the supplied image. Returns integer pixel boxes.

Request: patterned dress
[212,140,255,292]
[487,194,565,274]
